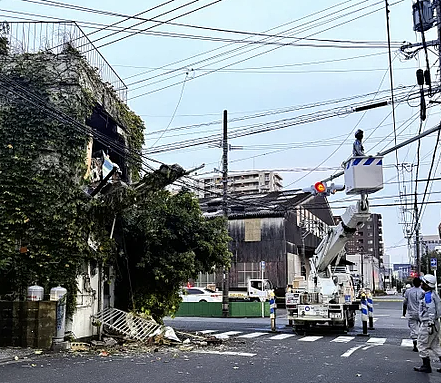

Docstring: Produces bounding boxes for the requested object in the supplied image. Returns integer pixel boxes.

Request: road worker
[352,129,365,157]
[414,274,441,373]
[403,277,424,352]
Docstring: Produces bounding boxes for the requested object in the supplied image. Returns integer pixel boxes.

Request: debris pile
[68,326,224,357]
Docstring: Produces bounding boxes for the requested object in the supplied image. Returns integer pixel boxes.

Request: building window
[236,262,260,287]
[195,272,217,287]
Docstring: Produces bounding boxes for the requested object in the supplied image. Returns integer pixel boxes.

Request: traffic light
[302,182,344,196]
[314,182,326,193]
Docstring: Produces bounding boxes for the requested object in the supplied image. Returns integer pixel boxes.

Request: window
[187,288,204,295]
[196,272,217,287]
[237,262,260,287]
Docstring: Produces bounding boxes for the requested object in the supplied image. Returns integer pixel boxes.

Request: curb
[0,348,39,365]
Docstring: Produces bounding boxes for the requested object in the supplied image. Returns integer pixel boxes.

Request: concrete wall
[0,301,56,349]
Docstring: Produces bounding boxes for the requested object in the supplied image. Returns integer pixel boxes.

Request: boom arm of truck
[311,194,371,276]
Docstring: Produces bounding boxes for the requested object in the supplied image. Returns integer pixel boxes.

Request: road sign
[431,258,437,270]
[260,261,266,270]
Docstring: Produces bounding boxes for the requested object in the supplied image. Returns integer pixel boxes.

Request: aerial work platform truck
[286,155,383,333]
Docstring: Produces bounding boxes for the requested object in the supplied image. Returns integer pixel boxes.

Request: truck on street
[286,155,384,333]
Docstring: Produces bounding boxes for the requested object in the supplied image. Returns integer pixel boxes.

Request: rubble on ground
[67,326,226,358]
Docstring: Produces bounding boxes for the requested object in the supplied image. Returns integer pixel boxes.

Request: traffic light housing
[302,182,344,196]
[314,182,326,194]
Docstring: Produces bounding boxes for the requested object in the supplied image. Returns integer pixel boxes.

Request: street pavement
[3,297,441,383]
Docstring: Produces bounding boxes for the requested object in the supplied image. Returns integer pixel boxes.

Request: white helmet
[421,274,437,289]
[406,284,411,288]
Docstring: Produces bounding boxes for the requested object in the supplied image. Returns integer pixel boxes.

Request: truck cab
[228,279,274,301]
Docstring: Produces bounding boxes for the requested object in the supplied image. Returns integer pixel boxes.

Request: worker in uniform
[414,274,441,373]
[352,129,365,156]
[403,277,424,352]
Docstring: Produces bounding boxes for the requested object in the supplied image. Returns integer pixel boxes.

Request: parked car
[180,287,222,303]
[385,287,398,295]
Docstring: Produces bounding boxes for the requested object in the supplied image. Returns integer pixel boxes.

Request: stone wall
[0,301,57,349]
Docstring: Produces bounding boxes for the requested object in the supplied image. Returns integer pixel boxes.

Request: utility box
[344,156,383,195]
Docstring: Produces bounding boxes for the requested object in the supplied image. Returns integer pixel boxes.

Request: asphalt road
[2,297,441,383]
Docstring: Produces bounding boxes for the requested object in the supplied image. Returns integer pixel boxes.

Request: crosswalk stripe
[401,339,413,347]
[331,336,355,343]
[366,337,387,345]
[194,350,256,357]
[197,330,217,334]
[298,336,323,342]
[218,331,243,336]
[215,331,242,338]
[238,332,267,338]
[268,334,295,340]
[194,330,411,348]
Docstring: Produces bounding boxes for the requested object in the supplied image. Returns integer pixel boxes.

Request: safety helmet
[406,284,411,288]
[355,129,363,138]
[421,274,437,289]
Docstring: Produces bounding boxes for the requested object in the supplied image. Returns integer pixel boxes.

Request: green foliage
[0,49,231,323]
[0,52,115,315]
[421,250,441,283]
[0,37,9,55]
[121,190,231,322]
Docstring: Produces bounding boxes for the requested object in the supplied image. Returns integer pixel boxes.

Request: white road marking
[298,336,323,342]
[238,332,267,338]
[194,350,256,357]
[401,339,414,347]
[197,330,217,334]
[341,345,363,357]
[269,334,296,340]
[214,331,242,338]
[366,337,387,345]
[331,336,355,343]
[362,344,380,351]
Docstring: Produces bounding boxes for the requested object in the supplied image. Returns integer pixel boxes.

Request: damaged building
[0,21,143,342]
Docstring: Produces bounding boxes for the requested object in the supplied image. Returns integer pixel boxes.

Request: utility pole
[222,110,229,318]
[415,223,421,275]
[437,1,441,76]
[300,222,307,277]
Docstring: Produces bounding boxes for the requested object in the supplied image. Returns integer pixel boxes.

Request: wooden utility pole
[222,110,229,318]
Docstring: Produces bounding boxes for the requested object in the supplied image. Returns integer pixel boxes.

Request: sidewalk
[373,295,404,302]
[0,347,38,364]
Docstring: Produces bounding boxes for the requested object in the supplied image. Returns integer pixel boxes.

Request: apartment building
[198,170,283,198]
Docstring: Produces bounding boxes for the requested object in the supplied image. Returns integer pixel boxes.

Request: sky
[3,0,441,265]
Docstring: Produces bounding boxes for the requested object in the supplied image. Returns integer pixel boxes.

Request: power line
[129,0,405,98]
[143,85,419,139]
[143,85,432,156]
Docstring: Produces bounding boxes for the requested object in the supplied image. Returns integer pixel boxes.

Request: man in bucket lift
[353,129,365,156]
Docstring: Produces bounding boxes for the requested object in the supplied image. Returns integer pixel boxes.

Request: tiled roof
[199,189,315,218]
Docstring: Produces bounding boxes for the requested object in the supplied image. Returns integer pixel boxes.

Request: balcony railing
[3,21,127,101]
